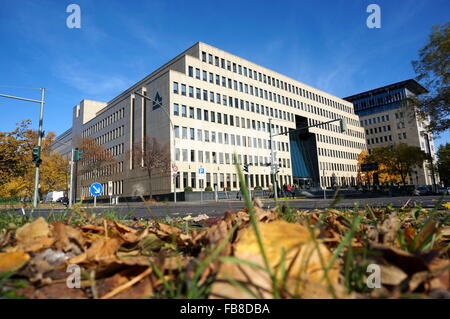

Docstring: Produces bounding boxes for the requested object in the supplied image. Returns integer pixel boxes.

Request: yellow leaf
[210,220,341,298]
[14,217,54,252]
[0,251,30,273]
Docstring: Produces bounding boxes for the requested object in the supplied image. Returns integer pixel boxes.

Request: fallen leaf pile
[0,202,448,299]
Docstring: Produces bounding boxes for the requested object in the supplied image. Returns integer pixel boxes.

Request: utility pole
[422,132,437,192]
[33,88,45,209]
[69,148,75,207]
[0,87,45,209]
[269,118,278,201]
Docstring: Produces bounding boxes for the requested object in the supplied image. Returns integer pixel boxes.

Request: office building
[344,79,438,186]
[56,42,366,200]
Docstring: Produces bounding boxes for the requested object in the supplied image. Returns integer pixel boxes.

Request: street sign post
[90,182,103,207]
[108,181,113,204]
[198,168,205,202]
[172,164,178,203]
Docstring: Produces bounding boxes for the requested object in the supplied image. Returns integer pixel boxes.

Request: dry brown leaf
[210,250,273,299]
[368,243,430,275]
[379,264,408,286]
[12,217,54,252]
[0,251,30,273]
[210,220,340,299]
[80,224,104,233]
[69,237,123,264]
[52,221,85,253]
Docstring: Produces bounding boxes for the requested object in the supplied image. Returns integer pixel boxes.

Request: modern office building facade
[56,42,366,200]
[344,79,438,186]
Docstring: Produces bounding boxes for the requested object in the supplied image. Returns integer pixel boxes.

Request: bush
[254,186,263,190]
[204,187,213,191]
[184,186,193,192]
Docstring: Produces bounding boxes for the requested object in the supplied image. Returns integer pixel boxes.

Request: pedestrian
[290,185,295,199]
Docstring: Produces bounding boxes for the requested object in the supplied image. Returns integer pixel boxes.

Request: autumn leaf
[0,251,30,273]
[210,220,341,298]
[12,217,54,252]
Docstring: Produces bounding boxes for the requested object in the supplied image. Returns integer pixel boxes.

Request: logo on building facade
[152,92,162,110]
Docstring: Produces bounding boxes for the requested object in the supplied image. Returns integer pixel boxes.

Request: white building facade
[56,42,366,200]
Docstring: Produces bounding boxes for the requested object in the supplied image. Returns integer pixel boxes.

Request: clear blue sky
[0,0,448,146]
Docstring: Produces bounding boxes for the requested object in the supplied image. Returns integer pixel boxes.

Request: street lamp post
[0,88,45,209]
[422,132,437,192]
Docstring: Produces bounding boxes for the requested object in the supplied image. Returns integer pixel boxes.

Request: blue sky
[0,0,449,146]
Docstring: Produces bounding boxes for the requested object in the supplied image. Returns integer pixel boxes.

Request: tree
[75,136,116,185]
[0,121,70,198]
[129,137,170,199]
[357,150,402,187]
[411,22,450,134]
[437,143,450,187]
[39,132,70,194]
[0,120,34,187]
[368,144,427,186]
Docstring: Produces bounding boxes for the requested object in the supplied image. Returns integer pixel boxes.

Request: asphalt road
[6,195,447,219]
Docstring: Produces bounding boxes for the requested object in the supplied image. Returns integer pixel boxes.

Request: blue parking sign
[90,183,103,197]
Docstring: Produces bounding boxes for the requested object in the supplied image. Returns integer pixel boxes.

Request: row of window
[83,108,125,138]
[173,102,364,141]
[199,51,354,115]
[365,125,392,135]
[94,125,125,145]
[174,126,289,152]
[367,135,393,145]
[81,161,124,181]
[319,161,357,173]
[173,103,293,136]
[176,76,360,129]
[353,91,404,111]
[175,169,291,190]
[361,114,390,127]
[317,133,365,150]
[174,148,291,168]
[174,83,296,122]
[318,148,358,160]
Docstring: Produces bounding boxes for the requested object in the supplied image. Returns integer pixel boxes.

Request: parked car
[44,191,65,203]
[437,187,450,195]
[413,186,433,196]
[56,196,69,206]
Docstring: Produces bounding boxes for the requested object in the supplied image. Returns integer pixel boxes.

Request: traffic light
[74,149,83,161]
[32,146,41,165]
[243,164,249,173]
[339,118,347,133]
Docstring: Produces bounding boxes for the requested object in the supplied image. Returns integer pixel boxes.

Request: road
[6,195,447,219]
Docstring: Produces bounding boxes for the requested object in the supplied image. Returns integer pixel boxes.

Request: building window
[188,66,193,77]
[173,82,178,94]
[173,103,179,116]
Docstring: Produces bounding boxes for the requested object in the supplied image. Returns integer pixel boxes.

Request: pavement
[4,195,447,219]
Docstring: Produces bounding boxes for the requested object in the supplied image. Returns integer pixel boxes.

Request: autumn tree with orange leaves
[0,121,69,199]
